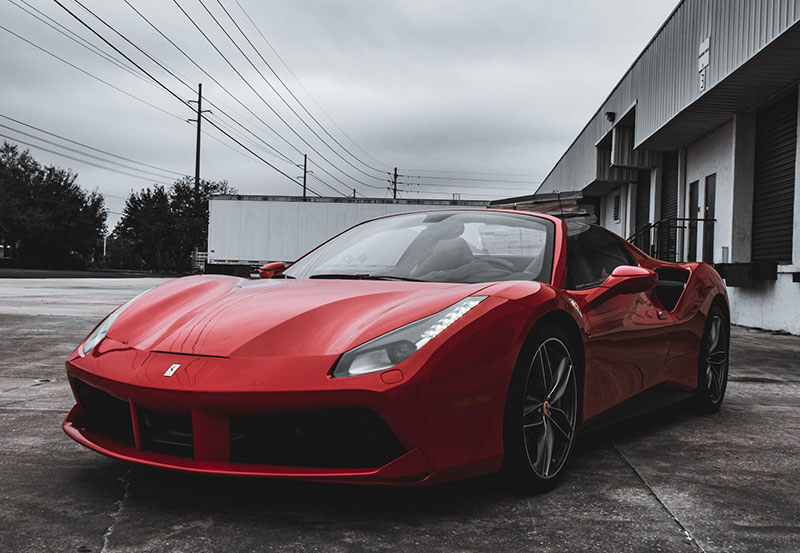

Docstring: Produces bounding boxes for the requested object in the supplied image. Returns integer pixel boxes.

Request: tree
[0,142,107,268]
[111,177,235,272]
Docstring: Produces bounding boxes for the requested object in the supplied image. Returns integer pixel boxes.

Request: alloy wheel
[521,337,577,479]
[705,314,729,403]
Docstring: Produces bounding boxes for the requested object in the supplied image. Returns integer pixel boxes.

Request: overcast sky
[0,0,677,230]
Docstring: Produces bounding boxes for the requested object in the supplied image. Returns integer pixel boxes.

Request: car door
[563,224,671,420]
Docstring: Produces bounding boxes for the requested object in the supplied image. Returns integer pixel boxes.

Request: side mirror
[258,261,287,279]
[586,265,657,306]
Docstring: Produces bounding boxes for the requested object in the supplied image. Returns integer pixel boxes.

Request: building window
[613,194,621,222]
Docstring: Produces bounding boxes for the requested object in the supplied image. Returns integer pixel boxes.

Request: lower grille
[138,408,194,458]
[72,379,134,447]
[229,408,406,468]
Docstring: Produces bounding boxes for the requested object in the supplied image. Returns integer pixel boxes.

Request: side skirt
[578,386,695,435]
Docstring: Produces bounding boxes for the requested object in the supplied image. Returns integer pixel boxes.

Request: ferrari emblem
[163,363,181,377]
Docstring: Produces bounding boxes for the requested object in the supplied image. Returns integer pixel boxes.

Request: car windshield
[284,210,555,284]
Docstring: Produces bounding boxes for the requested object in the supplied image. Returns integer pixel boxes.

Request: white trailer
[206,195,488,274]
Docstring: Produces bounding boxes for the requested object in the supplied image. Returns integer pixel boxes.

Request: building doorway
[703,173,716,264]
[688,180,699,262]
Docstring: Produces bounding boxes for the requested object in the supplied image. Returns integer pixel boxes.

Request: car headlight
[332,296,487,378]
[79,292,146,356]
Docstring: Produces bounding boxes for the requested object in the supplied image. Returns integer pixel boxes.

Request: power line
[0,133,174,186]
[115,0,346,196]
[232,0,390,171]
[396,180,536,192]
[204,113,290,164]
[0,23,185,122]
[403,168,543,178]
[399,174,542,185]
[0,123,180,180]
[2,10,324,197]
[210,0,387,176]
[309,173,364,198]
[0,19,306,193]
[51,0,321,195]
[65,0,294,170]
[116,0,370,197]
[9,0,151,85]
[0,114,184,177]
[120,0,296,164]
[170,0,383,193]
[395,188,494,199]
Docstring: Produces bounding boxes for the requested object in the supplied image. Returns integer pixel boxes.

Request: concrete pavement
[0,278,798,552]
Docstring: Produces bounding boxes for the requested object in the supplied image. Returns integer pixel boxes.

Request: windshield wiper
[366,275,424,281]
[309,273,370,279]
[308,273,424,281]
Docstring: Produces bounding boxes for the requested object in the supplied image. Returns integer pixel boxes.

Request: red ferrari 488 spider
[64,209,729,491]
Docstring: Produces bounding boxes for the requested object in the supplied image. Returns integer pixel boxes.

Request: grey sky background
[0,0,677,230]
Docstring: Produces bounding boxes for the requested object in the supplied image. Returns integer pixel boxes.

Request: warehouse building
[527,0,800,334]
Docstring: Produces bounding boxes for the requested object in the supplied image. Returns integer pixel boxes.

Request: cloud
[0,0,678,226]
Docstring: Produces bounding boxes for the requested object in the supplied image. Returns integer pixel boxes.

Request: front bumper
[63,359,434,485]
[63,404,432,484]
[63,298,519,485]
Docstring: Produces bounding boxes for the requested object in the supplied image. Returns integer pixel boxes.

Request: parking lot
[1,277,798,553]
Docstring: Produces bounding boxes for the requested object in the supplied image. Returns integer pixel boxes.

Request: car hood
[106,275,492,358]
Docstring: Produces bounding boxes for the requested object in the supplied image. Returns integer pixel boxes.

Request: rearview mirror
[258,261,287,279]
[586,265,657,306]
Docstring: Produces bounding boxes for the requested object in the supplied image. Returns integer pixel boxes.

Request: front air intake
[72,379,135,447]
[229,408,405,468]
[137,408,194,458]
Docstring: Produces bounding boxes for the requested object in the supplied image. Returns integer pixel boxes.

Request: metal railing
[192,250,208,272]
[628,217,716,263]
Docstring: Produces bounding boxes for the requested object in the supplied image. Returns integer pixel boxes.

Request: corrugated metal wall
[635,170,651,251]
[207,200,483,263]
[540,0,800,194]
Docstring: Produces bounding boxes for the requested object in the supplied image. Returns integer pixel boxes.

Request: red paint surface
[64,210,727,485]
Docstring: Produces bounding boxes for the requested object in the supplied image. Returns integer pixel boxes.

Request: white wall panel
[207,199,484,263]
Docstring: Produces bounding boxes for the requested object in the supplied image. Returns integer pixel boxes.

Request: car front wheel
[502,327,579,493]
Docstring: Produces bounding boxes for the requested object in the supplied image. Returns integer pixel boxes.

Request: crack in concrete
[100,469,131,553]
[0,405,67,412]
[729,376,800,384]
[524,497,537,536]
[613,445,706,553]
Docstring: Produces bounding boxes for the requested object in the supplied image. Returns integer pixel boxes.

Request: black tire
[501,325,580,493]
[693,302,730,413]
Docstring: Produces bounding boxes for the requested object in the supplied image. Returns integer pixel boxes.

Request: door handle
[657,309,669,320]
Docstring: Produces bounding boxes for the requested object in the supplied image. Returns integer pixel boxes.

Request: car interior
[397,218,552,284]
[564,221,689,311]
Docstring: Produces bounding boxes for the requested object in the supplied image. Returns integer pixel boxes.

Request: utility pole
[296,155,311,199]
[392,167,398,199]
[302,154,307,199]
[188,83,210,262]
[189,84,204,213]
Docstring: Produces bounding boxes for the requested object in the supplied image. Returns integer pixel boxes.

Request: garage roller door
[752,90,797,263]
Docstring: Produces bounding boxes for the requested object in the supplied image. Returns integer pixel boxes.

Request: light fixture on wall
[605,111,616,123]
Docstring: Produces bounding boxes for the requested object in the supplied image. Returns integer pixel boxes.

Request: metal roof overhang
[638,20,800,152]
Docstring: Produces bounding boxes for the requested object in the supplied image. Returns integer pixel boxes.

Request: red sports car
[64,209,729,491]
